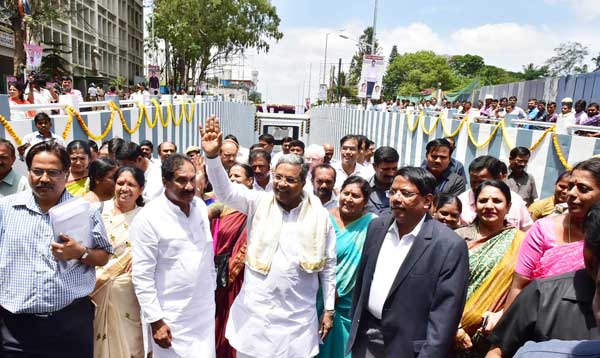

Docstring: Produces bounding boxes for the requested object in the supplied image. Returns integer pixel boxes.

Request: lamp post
[338,34,373,52]
[372,0,378,55]
[323,33,330,86]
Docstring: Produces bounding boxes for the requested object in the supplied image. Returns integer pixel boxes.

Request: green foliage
[109,76,127,89]
[248,91,262,104]
[520,63,550,81]
[348,27,382,85]
[593,52,600,72]
[40,42,71,78]
[152,0,283,87]
[382,51,457,98]
[388,45,398,66]
[545,41,589,76]
[448,54,485,77]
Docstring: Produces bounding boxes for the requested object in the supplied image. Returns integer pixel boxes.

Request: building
[0,20,15,93]
[41,0,144,84]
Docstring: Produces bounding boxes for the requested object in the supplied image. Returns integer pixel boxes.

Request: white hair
[304,144,325,159]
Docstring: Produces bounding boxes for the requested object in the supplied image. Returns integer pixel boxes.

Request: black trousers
[0,297,94,358]
[352,311,386,358]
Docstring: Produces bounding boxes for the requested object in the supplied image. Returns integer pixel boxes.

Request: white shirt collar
[389,214,426,240]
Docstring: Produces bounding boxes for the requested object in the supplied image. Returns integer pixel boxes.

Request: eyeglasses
[386,189,420,199]
[273,174,302,185]
[30,168,64,178]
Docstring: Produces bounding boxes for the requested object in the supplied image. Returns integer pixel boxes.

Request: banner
[24,44,43,69]
[358,54,385,99]
[318,84,327,101]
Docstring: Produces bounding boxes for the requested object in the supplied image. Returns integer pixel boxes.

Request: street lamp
[338,34,373,51]
[322,33,330,85]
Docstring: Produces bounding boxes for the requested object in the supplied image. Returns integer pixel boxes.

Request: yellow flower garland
[406,111,422,132]
[551,128,573,170]
[421,113,440,136]
[151,99,169,128]
[0,115,23,146]
[466,116,503,148]
[439,112,467,138]
[528,125,555,152]
[66,106,113,141]
[108,101,143,135]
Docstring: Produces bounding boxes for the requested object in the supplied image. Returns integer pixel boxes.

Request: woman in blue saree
[318,175,376,358]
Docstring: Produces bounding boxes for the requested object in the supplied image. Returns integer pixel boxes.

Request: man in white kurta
[131,155,216,358]
[203,119,336,358]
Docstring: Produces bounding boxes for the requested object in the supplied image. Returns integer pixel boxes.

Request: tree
[248,91,262,104]
[592,52,600,72]
[0,0,70,76]
[347,27,382,85]
[448,54,485,77]
[40,42,71,79]
[388,45,399,66]
[152,0,283,88]
[545,41,589,76]
[520,63,549,80]
[382,51,459,98]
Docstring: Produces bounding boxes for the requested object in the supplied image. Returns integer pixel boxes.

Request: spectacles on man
[386,189,420,199]
[30,168,64,178]
[273,174,302,185]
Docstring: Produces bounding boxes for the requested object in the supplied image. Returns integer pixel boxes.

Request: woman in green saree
[318,175,376,358]
[65,140,91,196]
[454,180,525,357]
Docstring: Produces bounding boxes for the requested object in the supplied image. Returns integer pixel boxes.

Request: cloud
[252,21,599,104]
[544,0,600,21]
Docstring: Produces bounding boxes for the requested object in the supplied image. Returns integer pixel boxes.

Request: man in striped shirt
[0,141,113,357]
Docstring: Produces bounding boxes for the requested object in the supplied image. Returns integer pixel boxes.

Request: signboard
[318,84,327,101]
[358,54,385,99]
[24,44,43,69]
[0,25,14,49]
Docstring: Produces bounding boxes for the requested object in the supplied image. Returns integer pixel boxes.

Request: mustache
[390,204,404,210]
[317,188,332,195]
[35,184,53,189]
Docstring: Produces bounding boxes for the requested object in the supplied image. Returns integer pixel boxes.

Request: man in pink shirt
[458,155,533,231]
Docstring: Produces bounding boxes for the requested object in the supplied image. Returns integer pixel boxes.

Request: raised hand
[199,116,223,158]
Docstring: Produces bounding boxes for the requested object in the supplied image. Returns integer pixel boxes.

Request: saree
[531,240,585,279]
[317,212,375,358]
[91,200,143,358]
[460,227,525,334]
[66,176,89,197]
[213,207,248,358]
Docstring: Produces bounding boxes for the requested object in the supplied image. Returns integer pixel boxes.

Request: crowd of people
[1,112,600,358]
[363,95,600,137]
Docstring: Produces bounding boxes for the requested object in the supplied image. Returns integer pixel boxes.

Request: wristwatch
[79,247,89,261]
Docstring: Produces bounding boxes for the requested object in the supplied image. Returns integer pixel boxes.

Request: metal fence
[308,105,600,198]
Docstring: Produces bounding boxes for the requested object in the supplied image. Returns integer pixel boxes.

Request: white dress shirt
[368,216,425,319]
[332,161,364,190]
[252,174,273,192]
[130,194,216,358]
[206,157,336,358]
[143,160,164,203]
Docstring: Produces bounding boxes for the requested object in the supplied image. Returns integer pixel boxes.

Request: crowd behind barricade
[5,72,208,121]
[1,114,600,358]
[356,94,600,137]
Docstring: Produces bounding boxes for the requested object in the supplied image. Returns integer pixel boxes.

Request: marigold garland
[66,106,113,141]
[0,115,23,146]
[406,111,422,132]
[421,114,440,136]
[151,99,169,128]
[108,101,143,134]
[466,116,504,148]
[551,128,573,170]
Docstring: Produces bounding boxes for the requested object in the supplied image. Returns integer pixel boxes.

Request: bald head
[323,144,334,164]
[220,139,239,170]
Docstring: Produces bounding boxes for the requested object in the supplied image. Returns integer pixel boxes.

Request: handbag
[213,216,247,288]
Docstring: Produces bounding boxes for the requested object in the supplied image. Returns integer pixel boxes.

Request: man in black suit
[347,166,469,357]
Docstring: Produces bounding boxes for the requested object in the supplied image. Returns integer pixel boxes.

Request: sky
[238,0,600,105]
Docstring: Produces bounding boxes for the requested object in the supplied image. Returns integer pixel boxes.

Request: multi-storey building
[42,0,144,83]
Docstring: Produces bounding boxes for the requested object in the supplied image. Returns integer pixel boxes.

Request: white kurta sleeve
[319,224,337,311]
[205,156,262,213]
[130,214,164,323]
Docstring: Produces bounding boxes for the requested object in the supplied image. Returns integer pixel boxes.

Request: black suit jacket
[346,214,469,357]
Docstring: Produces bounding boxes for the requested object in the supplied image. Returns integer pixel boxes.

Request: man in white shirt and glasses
[347,166,469,357]
[202,116,336,358]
